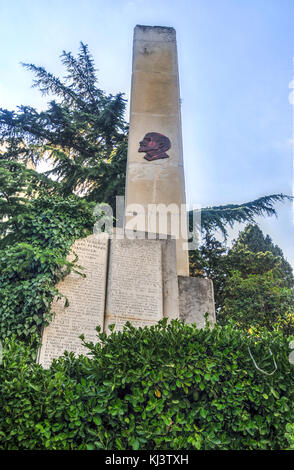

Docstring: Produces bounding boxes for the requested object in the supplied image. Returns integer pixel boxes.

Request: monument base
[38,234,215,368]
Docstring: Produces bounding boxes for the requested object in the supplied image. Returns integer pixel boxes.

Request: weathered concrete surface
[38,234,109,368]
[104,237,163,332]
[125,25,189,277]
[161,237,179,320]
[104,233,179,332]
[178,276,216,328]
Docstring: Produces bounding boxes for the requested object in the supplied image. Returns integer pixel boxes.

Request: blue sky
[0,0,293,265]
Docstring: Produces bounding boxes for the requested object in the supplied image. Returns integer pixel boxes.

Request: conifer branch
[191,194,293,238]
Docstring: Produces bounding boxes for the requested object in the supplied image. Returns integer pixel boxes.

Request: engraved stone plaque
[38,234,109,368]
[104,238,164,331]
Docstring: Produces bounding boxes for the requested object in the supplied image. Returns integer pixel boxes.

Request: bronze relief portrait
[138,132,171,161]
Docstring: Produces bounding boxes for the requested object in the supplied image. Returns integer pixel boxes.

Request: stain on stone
[178,276,216,328]
[142,46,153,55]
[136,24,175,33]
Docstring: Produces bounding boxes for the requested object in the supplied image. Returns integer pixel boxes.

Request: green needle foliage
[0,42,128,208]
[190,225,294,334]
[193,194,292,238]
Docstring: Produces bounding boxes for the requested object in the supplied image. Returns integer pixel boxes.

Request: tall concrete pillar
[124,25,189,276]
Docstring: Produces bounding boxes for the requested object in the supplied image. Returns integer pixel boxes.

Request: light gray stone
[178,276,216,328]
[161,238,179,320]
[104,234,179,332]
[38,234,109,368]
[104,237,163,331]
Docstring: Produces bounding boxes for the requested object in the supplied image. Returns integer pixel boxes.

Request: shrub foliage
[0,321,293,450]
[0,185,95,347]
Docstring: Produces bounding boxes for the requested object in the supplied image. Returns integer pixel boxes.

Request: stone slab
[38,234,109,368]
[161,238,179,320]
[104,235,179,331]
[178,276,216,328]
[104,238,162,331]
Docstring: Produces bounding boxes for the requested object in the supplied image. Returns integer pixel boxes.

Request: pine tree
[191,224,294,332]
[0,42,128,208]
[230,224,293,288]
[195,195,292,238]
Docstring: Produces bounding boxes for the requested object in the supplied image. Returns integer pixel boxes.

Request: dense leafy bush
[0,187,95,347]
[0,320,293,450]
[285,423,294,449]
[219,271,294,332]
[190,226,294,334]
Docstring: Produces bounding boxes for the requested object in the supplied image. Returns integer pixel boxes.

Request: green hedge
[0,320,293,450]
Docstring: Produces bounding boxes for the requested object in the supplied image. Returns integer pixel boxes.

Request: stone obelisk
[38,25,216,369]
[124,25,189,276]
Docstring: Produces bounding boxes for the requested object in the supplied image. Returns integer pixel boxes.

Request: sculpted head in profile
[138,132,171,161]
